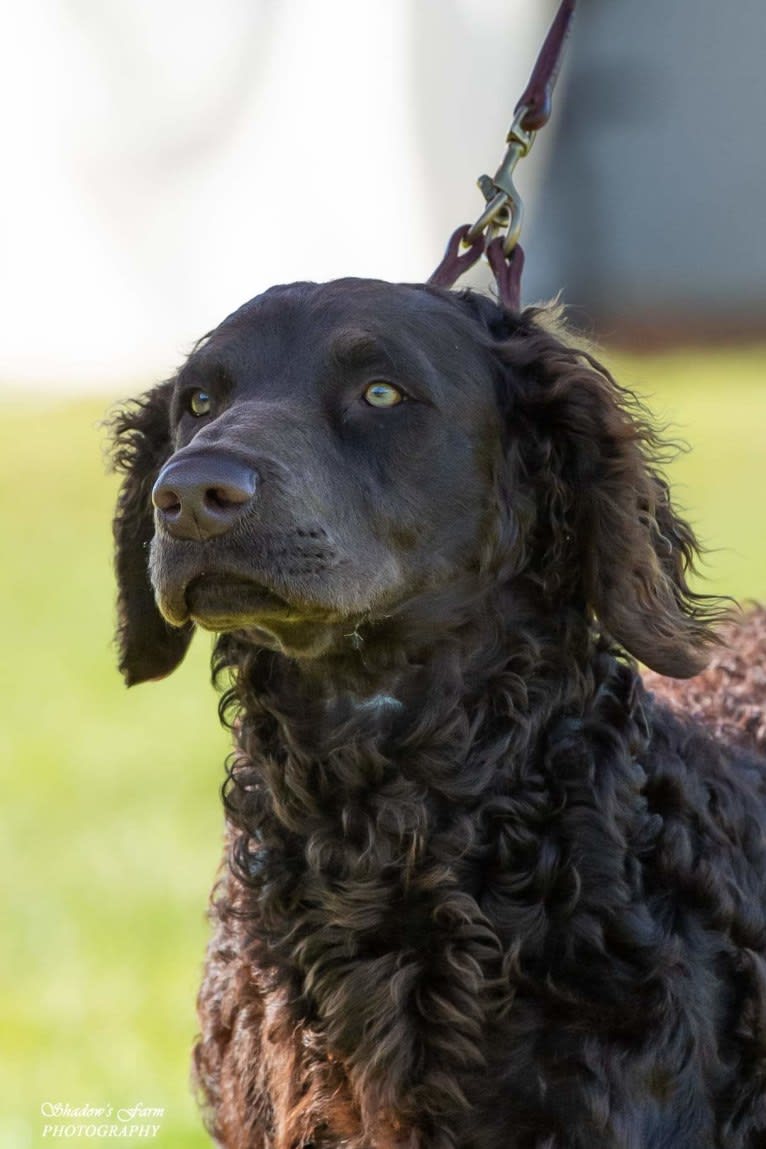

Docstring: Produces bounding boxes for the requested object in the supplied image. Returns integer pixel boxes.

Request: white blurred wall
[0,0,545,391]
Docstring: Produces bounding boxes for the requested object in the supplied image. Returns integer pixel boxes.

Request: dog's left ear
[497,313,724,678]
[109,382,194,686]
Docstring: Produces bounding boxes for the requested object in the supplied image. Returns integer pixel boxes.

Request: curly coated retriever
[111,280,766,1149]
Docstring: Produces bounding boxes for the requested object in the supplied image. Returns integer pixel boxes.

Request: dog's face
[111,279,721,685]
[148,280,502,657]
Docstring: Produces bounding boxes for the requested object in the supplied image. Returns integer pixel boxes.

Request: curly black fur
[110,281,765,1149]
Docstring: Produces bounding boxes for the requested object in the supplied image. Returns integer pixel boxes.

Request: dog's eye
[363,382,404,408]
[188,389,212,417]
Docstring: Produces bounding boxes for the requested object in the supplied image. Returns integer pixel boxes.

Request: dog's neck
[213,587,654,1135]
[215,585,644,840]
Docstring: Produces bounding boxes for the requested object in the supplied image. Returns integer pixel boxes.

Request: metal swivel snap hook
[467,106,535,256]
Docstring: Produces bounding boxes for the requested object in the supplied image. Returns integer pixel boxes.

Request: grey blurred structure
[522,0,766,342]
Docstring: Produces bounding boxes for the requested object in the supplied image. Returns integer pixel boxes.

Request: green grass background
[1,346,764,1147]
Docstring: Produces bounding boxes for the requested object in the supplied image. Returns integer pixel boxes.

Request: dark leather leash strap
[427,225,485,289]
[429,0,576,311]
[516,0,576,133]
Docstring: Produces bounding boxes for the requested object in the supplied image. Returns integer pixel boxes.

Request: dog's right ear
[109,381,194,685]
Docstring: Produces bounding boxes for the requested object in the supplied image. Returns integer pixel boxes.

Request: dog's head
[110,279,721,685]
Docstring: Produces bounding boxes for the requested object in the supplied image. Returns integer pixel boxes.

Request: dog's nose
[152,454,257,540]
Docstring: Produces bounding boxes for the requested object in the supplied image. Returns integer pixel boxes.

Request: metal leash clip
[467,105,535,256]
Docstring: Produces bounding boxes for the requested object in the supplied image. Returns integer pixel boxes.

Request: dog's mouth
[149,526,404,651]
[150,527,344,631]
[185,573,295,630]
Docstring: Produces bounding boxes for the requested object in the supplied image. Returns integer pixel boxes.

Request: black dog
[111,280,766,1149]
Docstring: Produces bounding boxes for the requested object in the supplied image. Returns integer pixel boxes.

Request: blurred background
[1,2,764,1146]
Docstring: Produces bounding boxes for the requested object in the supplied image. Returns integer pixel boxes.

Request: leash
[429,0,576,311]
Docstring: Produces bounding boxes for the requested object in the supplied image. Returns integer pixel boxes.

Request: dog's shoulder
[640,692,766,930]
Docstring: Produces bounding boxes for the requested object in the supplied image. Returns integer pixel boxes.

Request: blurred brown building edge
[576,310,766,353]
